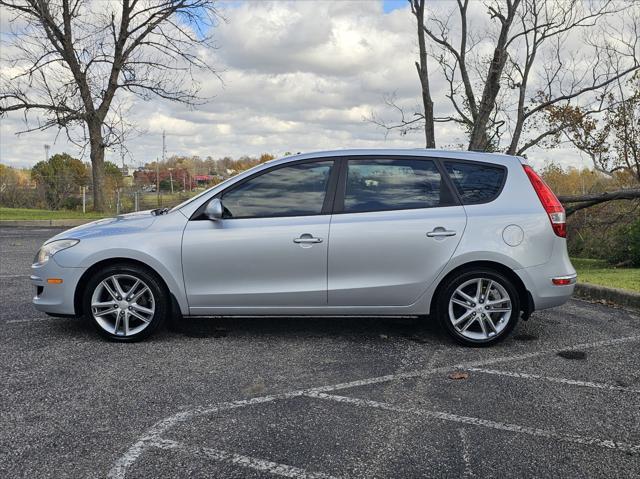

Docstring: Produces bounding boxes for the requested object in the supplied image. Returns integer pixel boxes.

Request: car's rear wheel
[83,264,167,341]
[436,268,520,346]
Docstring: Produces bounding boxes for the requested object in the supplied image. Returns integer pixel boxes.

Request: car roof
[273,149,525,166]
[175,149,524,216]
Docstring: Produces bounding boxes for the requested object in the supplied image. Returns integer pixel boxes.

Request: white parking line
[6,317,53,324]
[307,335,640,395]
[458,428,474,478]
[0,274,29,278]
[108,334,640,478]
[306,392,640,455]
[152,438,340,479]
[107,393,307,479]
[465,367,640,393]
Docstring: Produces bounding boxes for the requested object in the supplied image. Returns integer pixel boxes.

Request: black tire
[82,263,168,342]
[436,268,520,347]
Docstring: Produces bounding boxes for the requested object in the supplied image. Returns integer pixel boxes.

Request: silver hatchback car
[32,149,576,346]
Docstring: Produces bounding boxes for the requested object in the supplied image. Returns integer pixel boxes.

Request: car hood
[47,210,158,242]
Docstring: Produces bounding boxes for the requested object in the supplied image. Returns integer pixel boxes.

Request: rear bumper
[515,235,576,311]
[31,259,86,315]
[516,265,576,311]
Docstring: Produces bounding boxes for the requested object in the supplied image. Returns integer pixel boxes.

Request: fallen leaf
[448,371,469,380]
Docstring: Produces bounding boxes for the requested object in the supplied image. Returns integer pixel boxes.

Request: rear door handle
[427,228,456,238]
[294,234,323,244]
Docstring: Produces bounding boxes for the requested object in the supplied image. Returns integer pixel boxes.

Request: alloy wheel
[448,277,512,342]
[90,274,155,337]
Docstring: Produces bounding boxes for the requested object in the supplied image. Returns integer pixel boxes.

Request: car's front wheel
[436,268,520,346]
[83,264,167,341]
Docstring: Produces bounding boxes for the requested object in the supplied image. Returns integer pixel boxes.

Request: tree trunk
[559,189,640,216]
[414,0,435,148]
[467,0,520,152]
[89,123,106,212]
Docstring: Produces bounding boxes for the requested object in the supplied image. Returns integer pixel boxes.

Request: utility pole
[44,144,50,162]
[156,157,160,206]
[162,130,166,162]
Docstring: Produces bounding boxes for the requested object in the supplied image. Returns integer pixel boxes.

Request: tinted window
[444,161,506,204]
[221,161,333,218]
[344,159,450,213]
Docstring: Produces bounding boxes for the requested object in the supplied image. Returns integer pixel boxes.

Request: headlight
[34,239,79,265]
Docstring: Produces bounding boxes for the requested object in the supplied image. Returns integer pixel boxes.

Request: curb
[573,283,640,311]
[0,219,95,227]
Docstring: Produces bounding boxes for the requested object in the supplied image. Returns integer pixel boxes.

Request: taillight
[523,165,566,238]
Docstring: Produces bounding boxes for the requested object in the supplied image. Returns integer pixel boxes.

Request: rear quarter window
[443,161,506,204]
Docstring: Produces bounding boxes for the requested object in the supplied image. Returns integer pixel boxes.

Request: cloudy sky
[0,0,592,170]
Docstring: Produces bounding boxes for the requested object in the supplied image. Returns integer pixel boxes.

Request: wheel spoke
[114,312,122,334]
[123,311,130,335]
[485,315,498,334]
[455,289,476,304]
[486,297,510,306]
[130,287,149,303]
[474,278,483,300]
[92,301,116,308]
[460,316,476,332]
[131,303,153,315]
[129,309,151,323]
[126,279,141,300]
[451,298,473,309]
[488,307,511,313]
[101,281,119,301]
[112,276,126,298]
[478,315,488,337]
[485,280,494,299]
[94,307,118,317]
[452,309,474,326]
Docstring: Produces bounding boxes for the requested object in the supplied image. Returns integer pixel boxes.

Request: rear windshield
[443,161,506,204]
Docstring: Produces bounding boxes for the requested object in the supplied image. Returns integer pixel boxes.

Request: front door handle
[427,227,456,238]
[294,234,323,244]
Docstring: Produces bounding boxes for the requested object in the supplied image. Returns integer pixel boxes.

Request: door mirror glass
[204,198,224,220]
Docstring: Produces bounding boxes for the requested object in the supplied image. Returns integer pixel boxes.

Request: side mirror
[204,198,224,220]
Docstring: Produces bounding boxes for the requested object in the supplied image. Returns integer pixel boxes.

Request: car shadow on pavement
[165,315,447,344]
[34,313,552,349]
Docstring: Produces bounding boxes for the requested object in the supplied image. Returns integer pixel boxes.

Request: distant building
[194,174,221,186]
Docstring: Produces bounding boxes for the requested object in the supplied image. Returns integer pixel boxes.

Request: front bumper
[31,259,86,315]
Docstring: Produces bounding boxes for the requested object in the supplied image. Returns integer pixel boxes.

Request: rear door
[328,156,467,306]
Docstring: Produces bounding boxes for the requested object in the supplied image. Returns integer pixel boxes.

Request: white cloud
[0,0,622,170]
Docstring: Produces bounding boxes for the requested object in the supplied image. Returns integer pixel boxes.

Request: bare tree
[0,0,220,211]
[504,0,639,156]
[553,72,640,183]
[376,0,638,157]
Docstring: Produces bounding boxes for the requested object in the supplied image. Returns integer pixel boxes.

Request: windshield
[169,162,274,212]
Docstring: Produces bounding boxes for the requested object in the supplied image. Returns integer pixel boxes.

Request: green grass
[0,207,107,221]
[572,258,640,293]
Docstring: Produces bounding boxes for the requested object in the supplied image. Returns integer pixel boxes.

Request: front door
[328,157,467,306]
[182,159,337,313]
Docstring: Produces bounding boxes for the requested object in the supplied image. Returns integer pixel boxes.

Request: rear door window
[343,158,455,213]
[443,161,506,204]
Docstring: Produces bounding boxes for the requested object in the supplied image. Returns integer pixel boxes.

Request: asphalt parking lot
[1,226,639,478]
